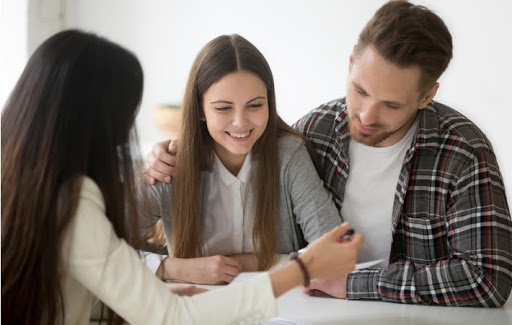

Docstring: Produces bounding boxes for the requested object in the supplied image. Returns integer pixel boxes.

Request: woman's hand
[300,222,363,280]
[161,255,243,285]
[269,222,363,298]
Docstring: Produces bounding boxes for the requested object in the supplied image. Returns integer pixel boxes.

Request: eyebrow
[247,96,266,103]
[352,81,405,107]
[210,96,266,105]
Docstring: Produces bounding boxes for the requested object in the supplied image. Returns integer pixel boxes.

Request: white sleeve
[139,251,167,274]
[64,178,278,325]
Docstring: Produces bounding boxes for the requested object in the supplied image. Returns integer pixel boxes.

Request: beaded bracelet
[289,252,310,287]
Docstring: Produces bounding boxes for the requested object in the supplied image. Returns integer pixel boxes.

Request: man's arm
[347,149,512,307]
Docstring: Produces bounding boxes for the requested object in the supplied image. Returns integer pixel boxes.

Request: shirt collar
[212,151,253,186]
[411,101,441,154]
[334,98,351,140]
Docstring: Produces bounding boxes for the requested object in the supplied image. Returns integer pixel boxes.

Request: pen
[337,228,355,242]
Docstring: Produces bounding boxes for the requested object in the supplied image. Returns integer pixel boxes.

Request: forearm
[157,256,186,281]
[347,256,511,307]
[269,261,304,298]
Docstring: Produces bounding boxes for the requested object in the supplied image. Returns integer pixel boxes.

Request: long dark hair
[1,30,143,325]
[172,34,306,270]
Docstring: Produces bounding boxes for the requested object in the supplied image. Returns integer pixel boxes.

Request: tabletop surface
[263,285,511,325]
[166,266,511,325]
[230,272,512,325]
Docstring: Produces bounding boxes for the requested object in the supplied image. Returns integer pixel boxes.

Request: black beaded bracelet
[290,252,310,287]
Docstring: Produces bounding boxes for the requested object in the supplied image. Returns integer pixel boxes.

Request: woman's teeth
[229,131,250,138]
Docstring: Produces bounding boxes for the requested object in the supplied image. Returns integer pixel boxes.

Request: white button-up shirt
[141,152,257,273]
[203,152,255,256]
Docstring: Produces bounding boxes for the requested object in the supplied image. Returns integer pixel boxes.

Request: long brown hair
[1,30,143,325]
[172,34,305,270]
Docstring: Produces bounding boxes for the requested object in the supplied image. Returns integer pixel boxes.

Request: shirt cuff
[138,251,167,275]
[346,269,382,300]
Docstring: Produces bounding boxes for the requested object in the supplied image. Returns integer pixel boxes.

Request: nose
[232,108,249,127]
[359,102,379,126]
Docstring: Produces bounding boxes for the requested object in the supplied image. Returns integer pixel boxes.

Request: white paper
[354,259,384,269]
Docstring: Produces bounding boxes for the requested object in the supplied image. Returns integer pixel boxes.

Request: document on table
[354,259,385,269]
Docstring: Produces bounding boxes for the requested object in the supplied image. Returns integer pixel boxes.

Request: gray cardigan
[138,135,341,254]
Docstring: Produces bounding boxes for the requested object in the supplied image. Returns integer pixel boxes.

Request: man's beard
[348,115,414,147]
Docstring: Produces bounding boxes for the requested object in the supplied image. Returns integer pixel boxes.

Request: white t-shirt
[341,119,418,268]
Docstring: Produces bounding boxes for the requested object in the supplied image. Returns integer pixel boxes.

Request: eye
[356,87,367,96]
[215,106,231,111]
[385,103,399,109]
[247,103,263,109]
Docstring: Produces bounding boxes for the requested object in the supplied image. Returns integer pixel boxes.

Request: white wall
[0,0,28,108]
[63,0,380,152]
[4,0,512,192]
[1,0,65,108]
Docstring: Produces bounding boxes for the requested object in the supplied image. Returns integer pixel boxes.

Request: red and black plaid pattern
[293,97,511,306]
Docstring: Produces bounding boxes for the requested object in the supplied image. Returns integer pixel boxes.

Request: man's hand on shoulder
[142,139,178,184]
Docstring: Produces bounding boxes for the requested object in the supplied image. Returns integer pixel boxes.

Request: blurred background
[1,0,511,192]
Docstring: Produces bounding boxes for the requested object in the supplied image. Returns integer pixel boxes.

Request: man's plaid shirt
[294,97,511,307]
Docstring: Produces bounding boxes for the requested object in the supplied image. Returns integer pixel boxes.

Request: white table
[223,271,511,325]
[167,267,511,325]
[261,286,511,325]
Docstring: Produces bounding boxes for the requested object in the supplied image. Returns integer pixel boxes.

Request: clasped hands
[158,254,258,285]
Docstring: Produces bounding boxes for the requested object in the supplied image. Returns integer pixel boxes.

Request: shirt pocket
[403,216,448,266]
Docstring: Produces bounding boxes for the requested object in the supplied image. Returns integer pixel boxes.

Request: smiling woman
[136,33,345,286]
[202,70,269,175]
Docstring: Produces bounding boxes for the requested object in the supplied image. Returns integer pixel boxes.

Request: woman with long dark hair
[1,30,362,325]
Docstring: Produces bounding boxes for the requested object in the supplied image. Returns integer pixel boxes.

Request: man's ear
[349,44,357,71]
[418,82,439,109]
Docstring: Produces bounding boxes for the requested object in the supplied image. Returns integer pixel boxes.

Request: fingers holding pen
[302,222,363,280]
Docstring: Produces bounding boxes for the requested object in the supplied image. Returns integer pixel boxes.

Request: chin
[351,132,383,147]
[349,124,389,147]
[226,146,252,156]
